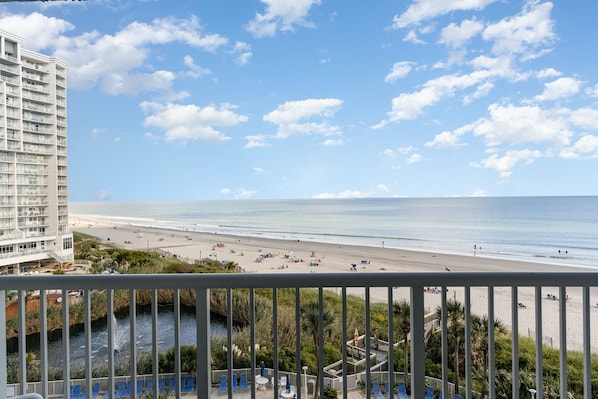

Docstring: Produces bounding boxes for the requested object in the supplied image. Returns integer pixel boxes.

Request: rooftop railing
[0,272,596,399]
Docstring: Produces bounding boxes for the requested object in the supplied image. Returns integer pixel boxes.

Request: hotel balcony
[1,272,596,399]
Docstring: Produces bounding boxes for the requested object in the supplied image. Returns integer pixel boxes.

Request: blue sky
[2,0,598,201]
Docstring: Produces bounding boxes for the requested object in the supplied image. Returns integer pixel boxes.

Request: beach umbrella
[286,374,291,391]
[260,361,265,377]
[354,328,359,346]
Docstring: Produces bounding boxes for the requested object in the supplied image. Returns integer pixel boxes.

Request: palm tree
[26,351,40,371]
[434,299,464,396]
[393,299,411,390]
[301,300,335,399]
[471,314,506,399]
[25,351,41,381]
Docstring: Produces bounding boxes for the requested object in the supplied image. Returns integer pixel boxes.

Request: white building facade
[0,29,73,274]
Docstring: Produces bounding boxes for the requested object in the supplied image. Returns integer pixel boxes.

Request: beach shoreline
[70,216,598,352]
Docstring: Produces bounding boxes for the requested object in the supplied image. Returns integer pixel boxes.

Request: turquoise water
[70,196,598,268]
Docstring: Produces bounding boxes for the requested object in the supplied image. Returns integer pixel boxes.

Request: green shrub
[323,386,337,399]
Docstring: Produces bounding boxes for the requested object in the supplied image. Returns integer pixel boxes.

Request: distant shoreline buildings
[0,29,73,274]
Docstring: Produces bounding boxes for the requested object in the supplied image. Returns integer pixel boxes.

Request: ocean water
[69,196,598,269]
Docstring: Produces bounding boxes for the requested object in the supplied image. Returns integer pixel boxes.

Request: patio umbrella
[286,374,291,391]
[354,328,359,346]
[260,361,265,377]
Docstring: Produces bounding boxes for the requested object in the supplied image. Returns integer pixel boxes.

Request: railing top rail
[0,271,597,291]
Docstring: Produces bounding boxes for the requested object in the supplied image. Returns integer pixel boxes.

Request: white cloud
[382,149,397,158]
[474,149,542,178]
[231,41,253,66]
[441,102,598,176]
[234,189,258,199]
[312,190,370,199]
[377,184,390,192]
[463,81,494,104]
[2,13,229,95]
[536,68,561,79]
[144,132,161,144]
[398,145,417,154]
[0,12,74,51]
[406,154,424,164]
[403,29,425,44]
[533,77,582,102]
[264,98,343,139]
[425,130,463,148]
[245,135,270,148]
[91,127,105,139]
[218,188,255,198]
[90,190,111,201]
[482,1,555,58]
[385,61,414,83]
[102,70,175,95]
[322,139,345,146]
[246,0,322,38]
[439,19,484,48]
[568,108,598,130]
[471,188,488,197]
[253,167,266,175]
[374,69,494,127]
[141,102,248,143]
[585,84,598,98]
[467,104,572,148]
[264,98,342,124]
[559,135,598,159]
[182,55,211,79]
[392,0,499,29]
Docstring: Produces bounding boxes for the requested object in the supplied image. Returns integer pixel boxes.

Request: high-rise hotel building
[0,29,73,274]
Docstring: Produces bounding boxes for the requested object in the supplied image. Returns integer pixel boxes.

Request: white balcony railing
[0,272,596,399]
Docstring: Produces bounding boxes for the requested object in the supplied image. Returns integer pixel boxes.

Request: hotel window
[0,244,13,254]
[63,236,72,250]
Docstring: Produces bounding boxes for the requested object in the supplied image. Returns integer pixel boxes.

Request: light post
[302,365,308,398]
[528,388,537,399]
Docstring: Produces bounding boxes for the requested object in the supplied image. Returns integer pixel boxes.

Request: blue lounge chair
[182,376,195,393]
[144,379,153,395]
[158,378,165,392]
[385,382,400,399]
[105,382,117,398]
[455,395,463,399]
[232,374,238,390]
[218,375,227,395]
[103,381,125,399]
[71,384,83,399]
[424,386,436,399]
[372,382,385,399]
[136,380,144,396]
[397,381,408,399]
[115,381,131,398]
[239,373,249,391]
[91,383,101,399]
[165,377,175,393]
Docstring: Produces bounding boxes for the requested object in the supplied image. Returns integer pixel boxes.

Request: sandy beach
[70,217,598,353]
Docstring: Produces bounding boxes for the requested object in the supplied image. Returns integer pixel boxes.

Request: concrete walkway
[198,386,366,398]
